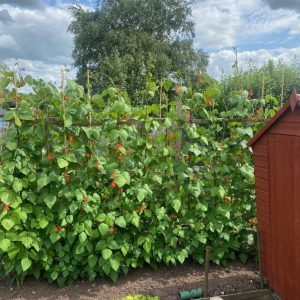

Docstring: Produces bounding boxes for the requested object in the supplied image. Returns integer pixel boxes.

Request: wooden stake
[204,246,211,297]
[280,68,284,107]
[87,69,92,127]
[175,97,182,163]
[13,69,19,109]
[257,226,264,289]
[61,68,66,146]
[261,73,265,100]
[159,80,163,118]
[175,97,183,193]
[61,68,65,103]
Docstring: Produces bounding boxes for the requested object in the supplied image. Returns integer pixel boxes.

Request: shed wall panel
[255,188,269,201]
[255,177,269,192]
[268,134,295,299]
[253,155,269,168]
[293,137,300,297]
[279,106,300,122]
[253,137,271,282]
[254,167,269,180]
[269,121,300,136]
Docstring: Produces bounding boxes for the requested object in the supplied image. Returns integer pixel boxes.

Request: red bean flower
[111,180,117,188]
[54,226,62,232]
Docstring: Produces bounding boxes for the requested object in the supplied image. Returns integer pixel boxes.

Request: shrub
[0,73,276,285]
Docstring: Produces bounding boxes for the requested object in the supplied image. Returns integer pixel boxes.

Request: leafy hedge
[0,73,277,285]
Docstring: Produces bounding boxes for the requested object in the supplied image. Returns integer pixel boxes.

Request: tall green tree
[69,0,208,104]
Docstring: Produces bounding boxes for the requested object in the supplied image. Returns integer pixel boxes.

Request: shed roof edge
[248,89,299,147]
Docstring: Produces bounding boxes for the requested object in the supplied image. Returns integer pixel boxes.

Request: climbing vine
[0,71,278,285]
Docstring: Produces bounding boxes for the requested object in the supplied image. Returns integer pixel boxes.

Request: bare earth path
[0,260,260,300]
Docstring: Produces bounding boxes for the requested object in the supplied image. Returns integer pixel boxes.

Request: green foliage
[222,59,300,102]
[0,72,278,286]
[68,0,209,104]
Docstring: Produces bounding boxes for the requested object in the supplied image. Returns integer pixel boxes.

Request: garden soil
[0,260,261,300]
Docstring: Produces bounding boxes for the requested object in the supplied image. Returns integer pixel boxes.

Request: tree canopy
[69,0,209,104]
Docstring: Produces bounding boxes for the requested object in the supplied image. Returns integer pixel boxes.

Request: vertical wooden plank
[268,134,279,291]
[281,135,294,300]
[253,135,272,283]
[275,135,284,295]
[293,136,300,298]
[175,97,182,163]
[282,136,296,299]
[268,134,295,299]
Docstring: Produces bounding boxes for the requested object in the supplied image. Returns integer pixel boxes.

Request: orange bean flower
[95,160,99,169]
[83,196,89,203]
[47,153,55,160]
[2,204,10,212]
[63,95,69,102]
[204,96,214,106]
[248,217,257,225]
[175,85,181,95]
[64,172,70,183]
[68,135,75,144]
[108,227,117,234]
[118,154,124,160]
[116,144,123,151]
[167,132,174,141]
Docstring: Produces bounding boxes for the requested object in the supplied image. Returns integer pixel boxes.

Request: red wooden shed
[248,89,300,300]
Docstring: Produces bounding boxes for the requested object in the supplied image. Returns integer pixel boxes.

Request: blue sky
[0,0,300,83]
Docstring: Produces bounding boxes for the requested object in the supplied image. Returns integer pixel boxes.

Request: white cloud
[193,0,245,49]
[0,0,45,10]
[3,57,77,86]
[241,6,300,38]
[208,47,300,79]
[193,0,300,50]
[0,34,19,49]
[262,0,300,12]
[0,4,73,66]
[1,0,300,85]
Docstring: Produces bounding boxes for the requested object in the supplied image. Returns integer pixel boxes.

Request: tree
[69,0,209,104]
